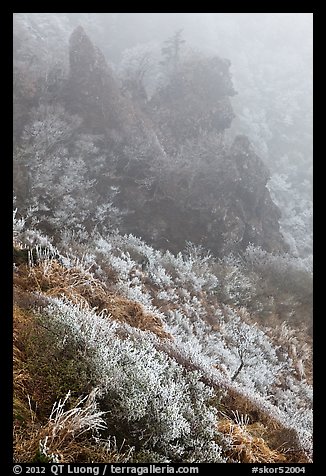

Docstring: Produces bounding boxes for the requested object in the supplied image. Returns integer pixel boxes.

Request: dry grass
[218,418,287,463]
[14,259,170,340]
[14,390,133,463]
[13,247,311,463]
[13,346,33,424]
[219,388,311,463]
[155,337,310,462]
[221,388,280,430]
[101,294,171,339]
[14,426,134,463]
[265,322,313,385]
[13,305,36,425]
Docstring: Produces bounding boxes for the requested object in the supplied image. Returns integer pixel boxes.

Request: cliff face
[220,136,285,254]
[67,26,164,158]
[65,26,286,256]
[68,25,131,135]
[118,135,286,256]
[149,55,236,150]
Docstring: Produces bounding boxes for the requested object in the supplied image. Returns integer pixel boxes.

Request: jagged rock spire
[69,26,107,81]
[67,26,131,134]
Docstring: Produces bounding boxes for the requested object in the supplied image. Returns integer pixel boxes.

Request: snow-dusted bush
[41,297,224,461]
[14,214,312,462]
[13,208,25,239]
[214,252,257,306]
[220,314,284,394]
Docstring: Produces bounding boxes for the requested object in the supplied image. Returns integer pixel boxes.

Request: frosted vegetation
[13,13,312,260]
[13,212,312,462]
[13,13,312,464]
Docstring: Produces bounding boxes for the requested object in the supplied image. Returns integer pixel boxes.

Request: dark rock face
[217,136,286,254]
[67,26,163,153]
[121,135,286,256]
[68,25,126,134]
[66,27,287,256]
[149,56,236,153]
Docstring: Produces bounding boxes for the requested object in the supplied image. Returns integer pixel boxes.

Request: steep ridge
[64,27,287,256]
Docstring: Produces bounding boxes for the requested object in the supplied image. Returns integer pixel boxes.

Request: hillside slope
[13,15,312,464]
[13,215,312,463]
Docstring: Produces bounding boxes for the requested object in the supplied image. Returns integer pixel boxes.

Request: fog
[13,12,313,257]
[76,13,313,161]
[13,14,314,463]
[82,13,314,257]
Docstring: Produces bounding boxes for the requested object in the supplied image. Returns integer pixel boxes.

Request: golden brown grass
[14,259,170,340]
[14,426,133,463]
[13,305,36,425]
[13,248,311,463]
[218,418,287,463]
[101,294,170,338]
[14,390,133,463]
[14,425,131,463]
[265,322,313,386]
[218,387,311,463]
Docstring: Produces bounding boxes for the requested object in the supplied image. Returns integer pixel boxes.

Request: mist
[14,12,313,257]
[13,13,313,464]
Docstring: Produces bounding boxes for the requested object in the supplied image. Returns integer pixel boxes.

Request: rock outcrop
[217,135,286,254]
[67,26,165,162]
[118,134,286,256]
[68,25,135,136]
[149,55,236,153]
[65,26,287,256]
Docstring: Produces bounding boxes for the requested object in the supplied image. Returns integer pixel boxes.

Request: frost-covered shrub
[156,289,178,302]
[90,233,219,311]
[215,253,256,306]
[14,214,312,462]
[41,297,224,461]
[220,313,284,393]
[242,245,313,324]
[244,244,312,286]
[13,209,56,254]
[159,251,218,294]
[148,261,173,288]
[109,253,136,281]
[118,282,153,307]
[274,376,313,444]
[214,245,312,326]
[13,208,25,239]
[268,173,312,259]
